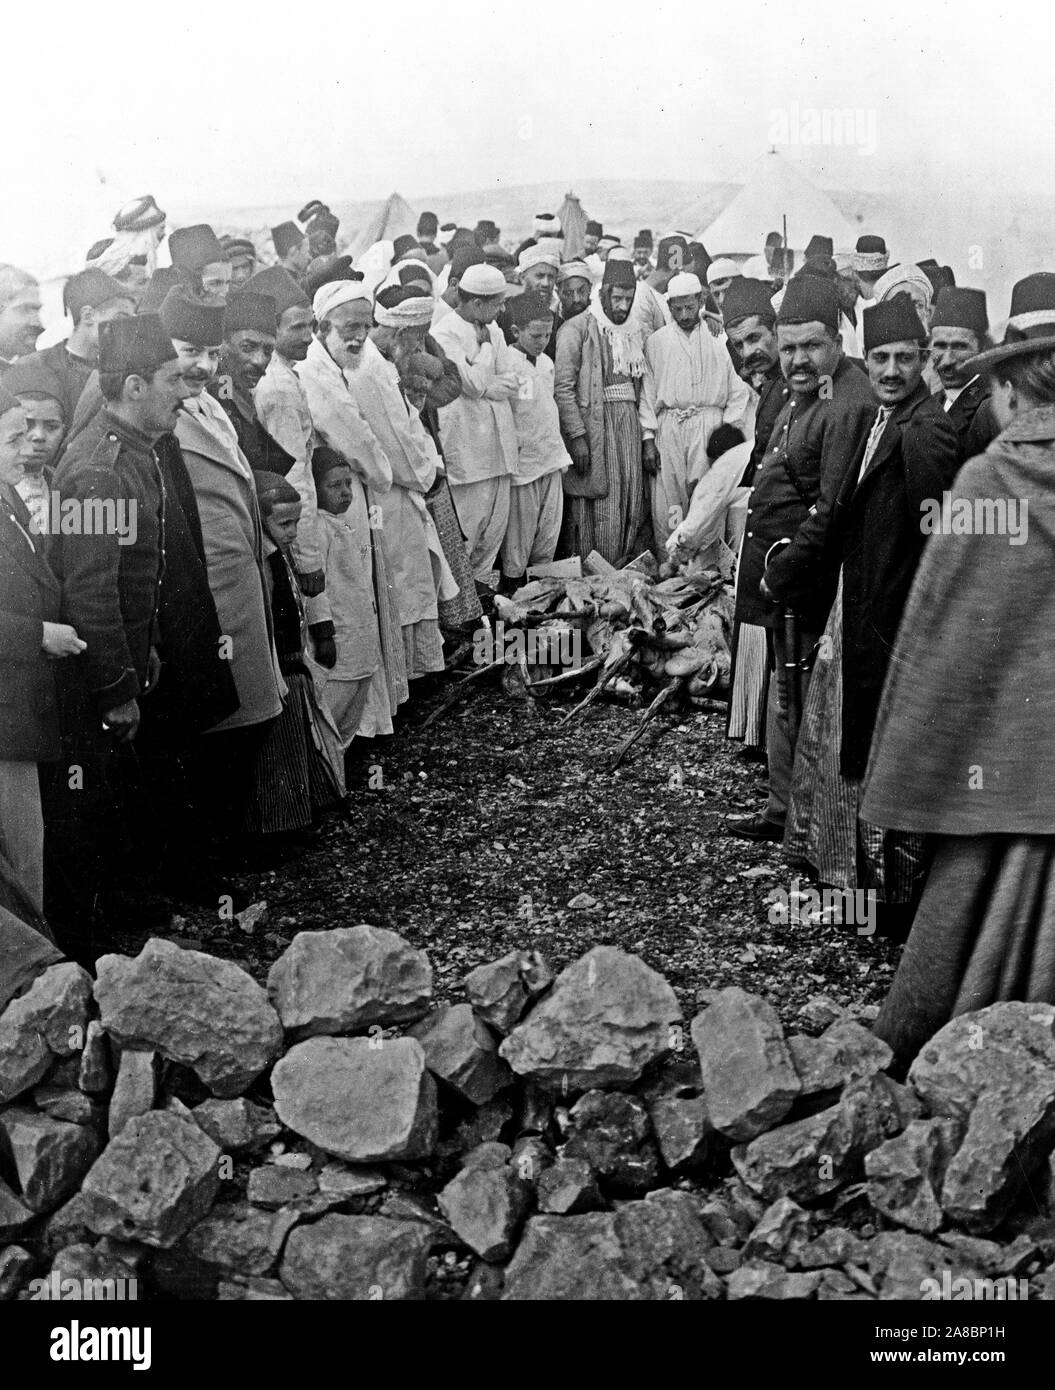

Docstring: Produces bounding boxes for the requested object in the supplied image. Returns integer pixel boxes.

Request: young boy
[499,291,571,587]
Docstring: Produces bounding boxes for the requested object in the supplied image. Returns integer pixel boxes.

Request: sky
[8,0,1053,277]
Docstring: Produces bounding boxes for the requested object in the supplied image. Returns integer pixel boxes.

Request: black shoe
[727,813,785,843]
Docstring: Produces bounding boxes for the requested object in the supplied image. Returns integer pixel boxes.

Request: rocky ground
[149,682,903,1026]
[4,681,1055,1304]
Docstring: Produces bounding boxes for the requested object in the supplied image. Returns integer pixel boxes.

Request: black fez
[585,220,603,238]
[271,222,306,260]
[449,245,487,280]
[169,224,226,272]
[856,234,887,255]
[931,287,988,337]
[138,266,192,315]
[804,234,834,261]
[920,262,956,294]
[602,259,637,289]
[862,293,927,353]
[722,276,777,327]
[638,228,654,248]
[244,265,310,318]
[506,290,554,328]
[794,258,836,282]
[98,313,178,379]
[656,236,688,273]
[312,443,348,485]
[417,211,439,235]
[398,261,433,285]
[302,256,360,300]
[159,287,225,346]
[392,235,422,262]
[776,275,840,333]
[633,234,651,251]
[223,291,277,338]
[3,356,67,408]
[63,269,133,320]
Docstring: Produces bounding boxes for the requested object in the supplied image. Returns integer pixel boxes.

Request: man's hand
[641,439,660,476]
[491,372,519,399]
[103,699,140,743]
[666,525,688,559]
[143,646,162,694]
[297,569,325,597]
[569,436,591,476]
[313,636,337,669]
[41,622,86,658]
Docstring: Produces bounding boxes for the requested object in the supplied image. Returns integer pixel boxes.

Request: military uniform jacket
[51,407,165,716]
[735,356,874,631]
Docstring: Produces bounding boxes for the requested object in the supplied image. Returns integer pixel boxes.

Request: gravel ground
[159,677,902,1032]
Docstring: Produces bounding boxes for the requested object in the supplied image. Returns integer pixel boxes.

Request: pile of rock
[2,930,1055,1301]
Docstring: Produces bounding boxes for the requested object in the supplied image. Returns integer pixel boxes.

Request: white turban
[374,293,435,328]
[874,263,933,308]
[707,257,739,285]
[518,243,560,273]
[667,272,703,298]
[312,279,371,321]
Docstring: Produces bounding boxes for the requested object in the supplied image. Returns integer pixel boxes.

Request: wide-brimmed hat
[966,273,1055,374]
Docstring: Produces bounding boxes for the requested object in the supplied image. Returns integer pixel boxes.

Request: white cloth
[501,472,564,577]
[307,508,382,680]
[839,311,860,359]
[507,346,572,484]
[341,338,457,629]
[639,321,750,550]
[430,312,519,484]
[666,439,752,562]
[449,475,511,580]
[254,352,322,574]
[740,254,772,282]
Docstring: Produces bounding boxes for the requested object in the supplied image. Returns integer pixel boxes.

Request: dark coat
[30,342,94,430]
[0,485,62,760]
[209,383,296,477]
[51,408,165,717]
[741,365,789,488]
[943,376,999,461]
[736,355,875,631]
[136,435,240,750]
[767,380,961,778]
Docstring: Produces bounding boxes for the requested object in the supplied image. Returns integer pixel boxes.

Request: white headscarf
[312,280,372,321]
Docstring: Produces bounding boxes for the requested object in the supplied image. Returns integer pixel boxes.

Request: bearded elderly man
[639,272,749,554]
[160,286,283,872]
[928,286,998,460]
[431,263,521,582]
[728,276,874,844]
[764,295,960,919]
[298,279,408,739]
[556,258,650,564]
[246,266,324,593]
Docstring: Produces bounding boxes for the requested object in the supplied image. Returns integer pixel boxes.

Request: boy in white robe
[500,291,571,583]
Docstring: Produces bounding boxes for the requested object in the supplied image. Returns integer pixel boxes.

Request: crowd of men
[2,190,1052,1063]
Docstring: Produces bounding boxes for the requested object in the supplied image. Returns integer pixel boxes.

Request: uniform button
[747,531,754,538]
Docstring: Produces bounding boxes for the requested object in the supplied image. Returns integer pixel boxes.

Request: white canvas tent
[697,152,857,261]
[347,192,420,260]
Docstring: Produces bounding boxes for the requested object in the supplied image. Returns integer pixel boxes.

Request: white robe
[639,321,750,549]
[254,352,321,575]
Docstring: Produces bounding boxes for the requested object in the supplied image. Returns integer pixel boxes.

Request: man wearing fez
[852,234,889,303]
[44,315,185,960]
[249,265,324,594]
[168,224,234,302]
[583,221,603,258]
[728,276,874,843]
[719,276,789,753]
[431,263,521,581]
[928,286,999,459]
[26,269,136,428]
[272,222,311,278]
[633,232,654,279]
[765,294,959,917]
[221,236,258,289]
[417,211,441,259]
[646,235,688,296]
[211,291,295,478]
[640,271,749,554]
[556,257,648,564]
[160,286,283,872]
[3,358,68,535]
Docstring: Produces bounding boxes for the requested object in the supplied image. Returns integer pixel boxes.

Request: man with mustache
[211,291,295,479]
[162,286,283,878]
[249,267,325,597]
[728,276,874,843]
[0,266,44,379]
[44,315,184,961]
[928,286,999,460]
[764,294,960,921]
